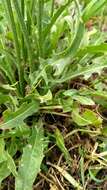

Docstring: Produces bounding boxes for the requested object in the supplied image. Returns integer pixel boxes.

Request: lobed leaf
[53,60,107,83]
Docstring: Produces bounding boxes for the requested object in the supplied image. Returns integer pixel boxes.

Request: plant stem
[21,0,26,62]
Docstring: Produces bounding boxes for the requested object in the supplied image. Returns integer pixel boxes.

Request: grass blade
[55,129,72,165]
[12,0,33,72]
[80,157,85,188]
[51,0,55,17]
[37,0,44,57]
[4,0,24,95]
[21,0,26,63]
[31,0,36,20]
[4,0,21,67]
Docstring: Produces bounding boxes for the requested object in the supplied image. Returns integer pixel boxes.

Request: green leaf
[82,0,107,22]
[53,57,71,76]
[63,21,85,57]
[53,21,85,75]
[43,0,73,39]
[82,109,102,127]
[55,129,72,165]
[72,108,91,126]
[0,84,15,91]
[73,95,95,105]
[0,162,11,185]
[6,152,18,177]
[0,144,17,184]
[60,98,73,112]
[50,18,65,49]
[0,101,39,129]
[63,89,78,97]
[91,90,107,99]
[80,157,85,188]
[4,0,24,94]
[72,108,102,127]
[15,124,45,190]
[37,0,44,57]
[0,139,6,163]
[0,93,16,108]
[63,90,95,105]
[0,55,15,84]
[12,0,33,72]
[39,90,52,103]
[77,43,107,58]
[101,126,107,136]
[54,60,107,83]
